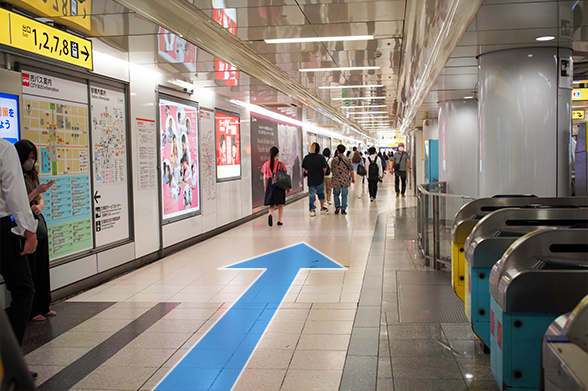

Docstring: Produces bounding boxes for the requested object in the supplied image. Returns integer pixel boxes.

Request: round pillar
[438,99,479,197]
[478,47,573,197]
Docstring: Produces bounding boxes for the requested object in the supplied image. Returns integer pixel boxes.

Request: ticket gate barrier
[489,227,588,391]
[543,295,588,390]
[451,196,587,303]
[464,208,588,349]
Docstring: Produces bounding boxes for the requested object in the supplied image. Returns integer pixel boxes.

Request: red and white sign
[215,110,240,180]
[213,7,239,87]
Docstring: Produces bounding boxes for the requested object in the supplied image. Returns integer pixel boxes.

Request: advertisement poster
[250,113,303,207]
[0,93,19,143]
[200,108,217,215]
[212,6,239,87]
[216,110,240,181]
[159,97,200,220]
[90,84,130,247]
[157,0,197,72]
[21,70,93,260]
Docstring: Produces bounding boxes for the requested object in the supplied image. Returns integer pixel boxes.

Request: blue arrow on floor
[154,243,345,391]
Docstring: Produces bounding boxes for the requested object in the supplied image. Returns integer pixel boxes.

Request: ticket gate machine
[489,228,588,390]
[451,196,587,303]
[464,208,588,349]
[543,295,588,391]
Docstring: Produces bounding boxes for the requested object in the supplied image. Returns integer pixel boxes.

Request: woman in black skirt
[261,146,287,226]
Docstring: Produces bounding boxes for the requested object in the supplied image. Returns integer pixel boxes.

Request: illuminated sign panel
[572,111,585,120]
[572,89,588,101]
[0,9,93,70]
[0,93,20,143]
[4,0,92,32]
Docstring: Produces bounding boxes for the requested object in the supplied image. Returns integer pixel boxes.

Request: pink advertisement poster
[160,98,200,220]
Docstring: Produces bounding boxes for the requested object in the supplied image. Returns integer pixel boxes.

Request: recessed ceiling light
[319,84,383,89]
[332,96,386,101]
[350,111,389,115]
[528,54,534,58]
[300,66,381,72]
[536,35,555,41]
[464,96,474,99]
[265,35,374,44]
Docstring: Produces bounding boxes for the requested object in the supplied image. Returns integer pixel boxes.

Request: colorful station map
[22,95,93,259]
[93,105,126,184]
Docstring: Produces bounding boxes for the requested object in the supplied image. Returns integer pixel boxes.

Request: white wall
[423,119,439,141]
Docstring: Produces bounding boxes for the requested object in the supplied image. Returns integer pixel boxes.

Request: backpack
[368,156,379,179]
[325,157,331,176]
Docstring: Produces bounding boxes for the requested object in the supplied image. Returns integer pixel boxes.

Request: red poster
[216,111,241,180]
[213,8,239,87]
[160,98,200,220]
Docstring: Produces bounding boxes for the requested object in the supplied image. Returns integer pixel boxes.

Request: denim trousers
[333,187,349,211]
[308,182,325,210]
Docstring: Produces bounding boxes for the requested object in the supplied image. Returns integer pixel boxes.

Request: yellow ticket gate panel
[451,220,477,303]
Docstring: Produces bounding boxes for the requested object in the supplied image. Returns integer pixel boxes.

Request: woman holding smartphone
[15,140,56,322]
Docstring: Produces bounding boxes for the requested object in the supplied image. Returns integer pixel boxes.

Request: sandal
[31,315,46,322]
[44,310,57,317]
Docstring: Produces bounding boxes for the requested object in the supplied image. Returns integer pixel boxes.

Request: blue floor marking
[154,243,345,391]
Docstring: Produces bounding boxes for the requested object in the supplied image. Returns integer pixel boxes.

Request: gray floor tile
[377,378,394,391]
[281,369,342,391]
[394,378,468,391]
[455,357,495,380]
[72,366,157,390]
[387,324,446,340]
[377,357,392,379]
[390,339,454,358]
[449,340,488,358]
[101,348,177,367]
[340,356,377,391]
[442,324,478,340]
[354,306,382,328]
[348,327,380,356]
[465,379,501,391]
[391,356,463,379]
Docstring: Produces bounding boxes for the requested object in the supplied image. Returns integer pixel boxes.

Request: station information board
[0,8,93,70]
[21,70,93,260]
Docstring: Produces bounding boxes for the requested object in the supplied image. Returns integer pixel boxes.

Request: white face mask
[398,147,404,152]
[23,160,34,172]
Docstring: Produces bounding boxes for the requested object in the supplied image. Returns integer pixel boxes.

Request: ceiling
[7,0,588,139]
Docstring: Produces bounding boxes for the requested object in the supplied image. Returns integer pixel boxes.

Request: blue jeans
[333,187,349,211]
[308,182,325,210]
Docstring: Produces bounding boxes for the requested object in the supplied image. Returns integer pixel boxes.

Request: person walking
[351,150,364,198]
[366,147,383,201]
[15,140,56,322]
[262,146,286,226]
[323,148,333,206]
[302,142,328,217]
[331,144,354,215]
[0,139,38,346]
[391,142,412,197]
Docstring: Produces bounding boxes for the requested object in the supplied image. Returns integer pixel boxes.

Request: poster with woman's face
[215,110,241,180]
[160,98,200,220]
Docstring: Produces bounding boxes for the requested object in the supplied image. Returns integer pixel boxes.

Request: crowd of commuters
[260,142,410,224]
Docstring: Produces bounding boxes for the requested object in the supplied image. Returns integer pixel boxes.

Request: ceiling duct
[113,0,374,140]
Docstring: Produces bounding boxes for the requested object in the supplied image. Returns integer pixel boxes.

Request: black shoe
[268,214,273,227]
[341,210,347,215]
[335,207,341,215]
[30,371,38,380]
[277,221,283,226]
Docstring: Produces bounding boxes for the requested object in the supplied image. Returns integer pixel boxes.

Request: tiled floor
[24,178,498,391]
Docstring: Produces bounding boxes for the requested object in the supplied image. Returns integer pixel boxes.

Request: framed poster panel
[215,109,241,181]
[0,92,20,143]
[159,95,201,222]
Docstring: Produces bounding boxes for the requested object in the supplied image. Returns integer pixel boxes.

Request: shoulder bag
[357,163,367,176]
[272,162,292,190]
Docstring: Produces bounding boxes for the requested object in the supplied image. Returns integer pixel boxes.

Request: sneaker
[335,207,341,215]
[310,210,317,217]
[277,221,283,226]
[370,197,374,202]
[396,193,399,197]
[341,210,347,215]
[402,194,406,198]
[268,214,273,227]
[320,207,329,214]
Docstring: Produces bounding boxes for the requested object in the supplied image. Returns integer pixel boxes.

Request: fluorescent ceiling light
[343,105,388,109]
[350,111,389,115]
[319,84,383,90]
[464,96,474,99]
[332,96,386,101]
[265,35,374,44]
[536,35,555,41]
[573,81,582,84]
[300,66,381,72]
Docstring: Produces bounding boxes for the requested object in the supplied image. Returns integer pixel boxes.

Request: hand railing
[417,182,476,270]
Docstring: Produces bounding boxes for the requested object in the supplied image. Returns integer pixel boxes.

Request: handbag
[356,163,367,176]
[393,153,406,171]
[35,213,48,240]
[272,162,292,190]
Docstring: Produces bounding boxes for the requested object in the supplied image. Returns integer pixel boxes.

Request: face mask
[398,147,404,152]
[23,160,34,172]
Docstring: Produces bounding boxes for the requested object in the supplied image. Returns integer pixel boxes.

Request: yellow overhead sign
[573,111,585,120]
[572,89,588,101]
[0,9,93,70]
[3,0,92,33]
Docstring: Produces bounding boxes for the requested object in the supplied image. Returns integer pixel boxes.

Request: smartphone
[15,236,25,253]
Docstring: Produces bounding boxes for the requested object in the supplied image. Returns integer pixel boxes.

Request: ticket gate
[543,295,588,390]
[451,196,587,303]
[489,228,588,391]
[464,208,588,349]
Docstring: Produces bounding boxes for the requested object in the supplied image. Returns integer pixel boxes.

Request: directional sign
[572,110,585,120]
[154,243,345,391]
[0,8,93,70]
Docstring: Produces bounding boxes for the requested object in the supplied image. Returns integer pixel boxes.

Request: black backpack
[368,156,379,179]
